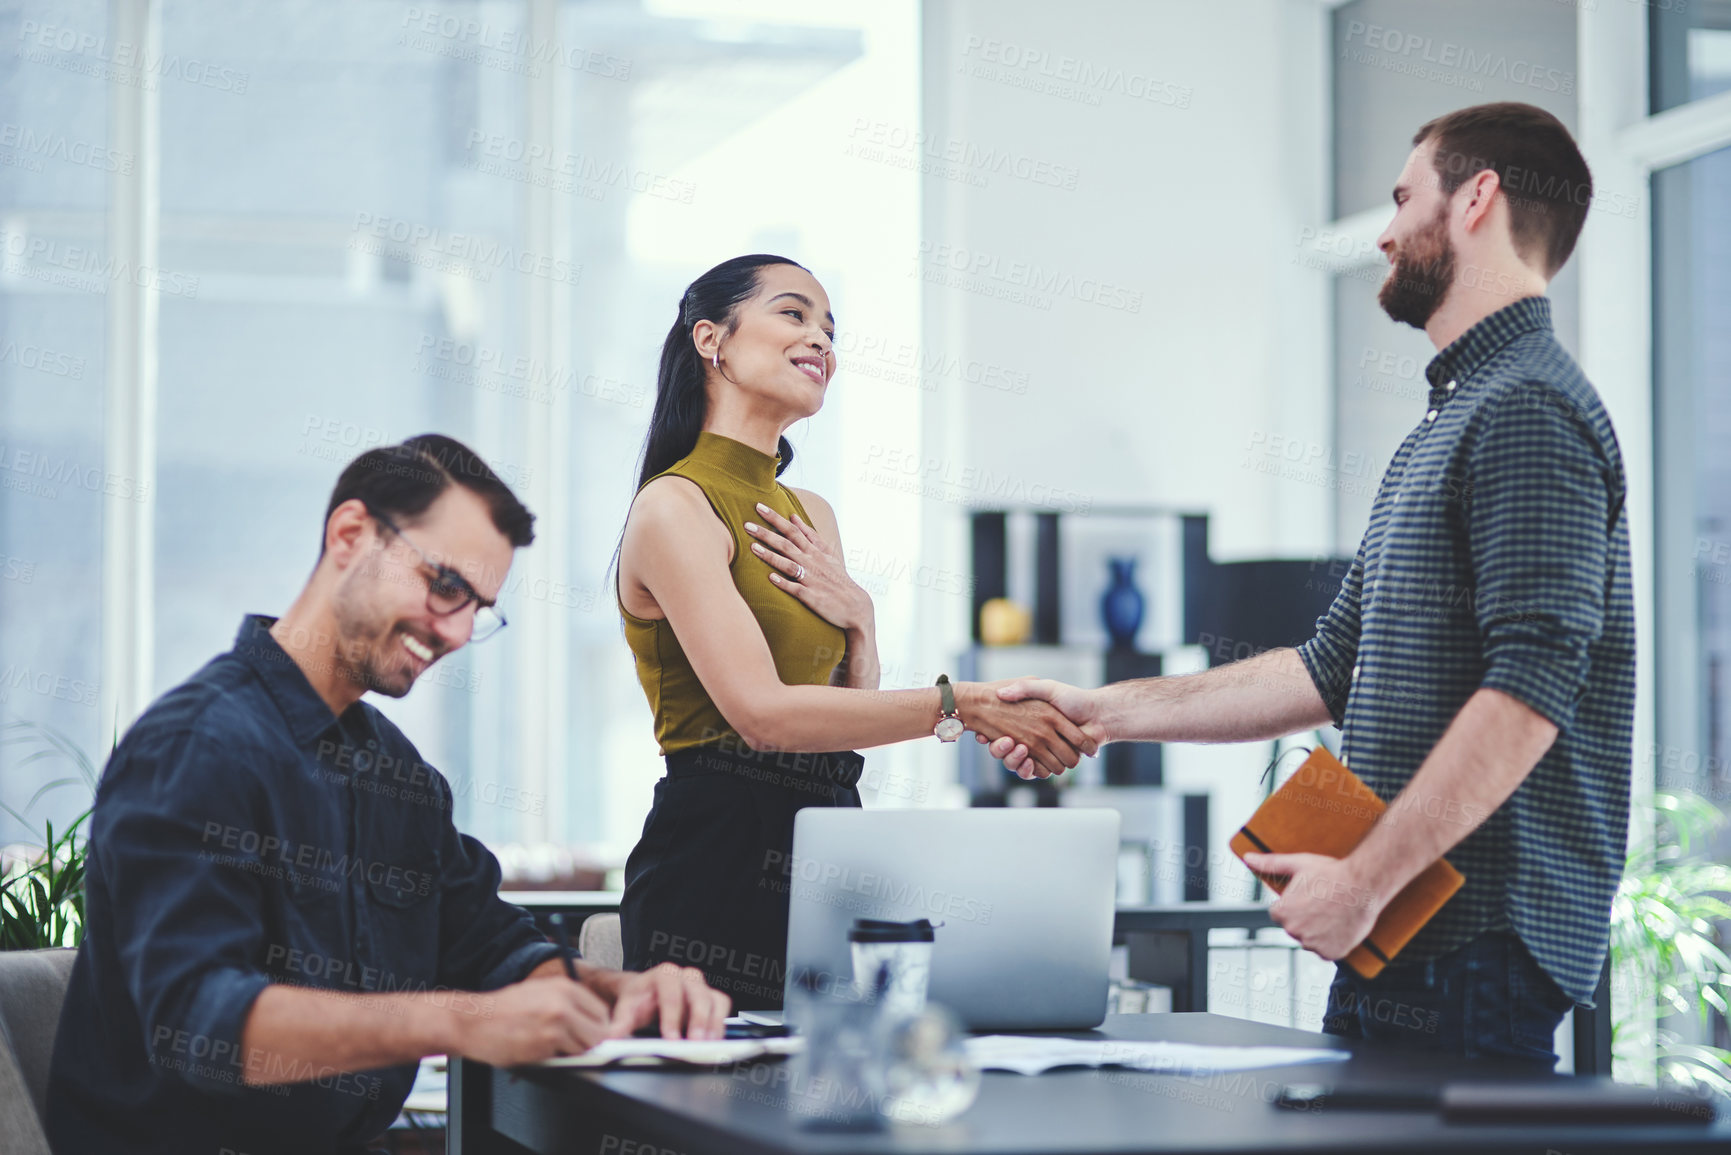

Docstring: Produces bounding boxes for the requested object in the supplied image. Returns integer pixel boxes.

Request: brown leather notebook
[1228,746,1464,979]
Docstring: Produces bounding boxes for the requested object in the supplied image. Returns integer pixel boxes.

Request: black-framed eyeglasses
[369,510,508,643]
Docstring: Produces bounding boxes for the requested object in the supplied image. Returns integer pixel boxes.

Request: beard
[331,565,434,699]
[1377,206,1455,329]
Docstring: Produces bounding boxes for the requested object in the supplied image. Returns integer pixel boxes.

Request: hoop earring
[712,351,720,370]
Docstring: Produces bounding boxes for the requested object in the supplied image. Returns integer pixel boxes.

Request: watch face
[935,717,965,742]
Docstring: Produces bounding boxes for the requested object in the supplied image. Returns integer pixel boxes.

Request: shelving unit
[959,507,1352,907]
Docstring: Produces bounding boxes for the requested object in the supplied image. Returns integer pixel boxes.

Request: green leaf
[1614,791,1731,1088]
[23,775,84,811]
[0,723,96,948]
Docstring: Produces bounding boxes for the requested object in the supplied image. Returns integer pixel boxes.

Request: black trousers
[620,741,863,1010]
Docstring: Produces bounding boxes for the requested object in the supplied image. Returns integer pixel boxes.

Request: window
[1652,0,1731,113]
[0,0,113,843]
[0,0,919,874]
[1653,1,1731,804]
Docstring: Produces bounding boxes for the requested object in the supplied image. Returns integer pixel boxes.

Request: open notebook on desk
[965,1036,1348,1076]
[532,1034,1346,1075]
[536,1035,803,1068]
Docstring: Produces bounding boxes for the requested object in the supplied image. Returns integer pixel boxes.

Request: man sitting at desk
[47,435,730,1155]
[993,103,1631,1068]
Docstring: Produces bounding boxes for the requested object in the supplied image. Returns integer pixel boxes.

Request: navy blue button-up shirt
[47,615,559,1155]
[1298,297,1635,1004]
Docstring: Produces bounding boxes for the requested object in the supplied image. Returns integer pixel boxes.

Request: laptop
[781,808,1120,1031]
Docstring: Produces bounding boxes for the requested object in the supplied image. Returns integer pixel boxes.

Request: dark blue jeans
[1321,930,1576,1067]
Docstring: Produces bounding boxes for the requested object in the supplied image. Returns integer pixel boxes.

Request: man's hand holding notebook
[1230,746,1465,978]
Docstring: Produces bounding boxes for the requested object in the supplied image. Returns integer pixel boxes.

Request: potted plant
[0,721,99,950]
[1611,790,1731,1096]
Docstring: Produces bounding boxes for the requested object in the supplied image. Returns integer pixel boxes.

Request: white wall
[1330,0,1582,553]
[916,0,1337,893]
[920,0,1335,561]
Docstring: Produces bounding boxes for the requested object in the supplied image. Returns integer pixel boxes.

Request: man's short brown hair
[1413,102,1592,277]
[321,434,535,555]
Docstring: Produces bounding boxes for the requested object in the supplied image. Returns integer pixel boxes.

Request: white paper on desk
[536,1036,803,1068]
[966,1036,1349,1077]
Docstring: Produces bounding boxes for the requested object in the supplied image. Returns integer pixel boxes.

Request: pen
[548,913,580,983]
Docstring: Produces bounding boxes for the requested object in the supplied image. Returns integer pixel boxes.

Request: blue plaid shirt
[1298,296,1635,1005]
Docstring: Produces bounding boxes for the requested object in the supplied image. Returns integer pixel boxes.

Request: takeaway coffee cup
[849,918,937,1018]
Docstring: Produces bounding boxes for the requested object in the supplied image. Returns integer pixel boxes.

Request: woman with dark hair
[616,255,1092,1008]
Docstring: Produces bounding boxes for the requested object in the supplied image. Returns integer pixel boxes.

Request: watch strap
[936,674,958,718]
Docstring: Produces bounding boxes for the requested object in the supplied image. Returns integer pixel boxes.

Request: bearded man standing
[995,103,1634,1067]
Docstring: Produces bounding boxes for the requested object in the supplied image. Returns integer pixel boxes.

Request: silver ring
[794,564,806,581]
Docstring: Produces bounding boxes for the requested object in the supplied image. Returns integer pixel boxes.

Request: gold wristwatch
[934,675,965,742]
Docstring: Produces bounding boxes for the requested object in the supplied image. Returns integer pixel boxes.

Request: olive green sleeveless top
[621,431,846,754]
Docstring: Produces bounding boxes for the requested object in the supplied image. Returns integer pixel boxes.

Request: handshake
[951,677,1108,781]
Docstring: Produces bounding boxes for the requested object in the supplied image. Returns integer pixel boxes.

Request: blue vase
[1101,557,1145,650]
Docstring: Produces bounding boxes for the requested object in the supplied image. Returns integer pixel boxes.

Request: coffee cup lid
[848,918,937,943]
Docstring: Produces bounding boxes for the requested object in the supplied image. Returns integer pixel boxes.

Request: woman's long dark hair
[635,254,806,490]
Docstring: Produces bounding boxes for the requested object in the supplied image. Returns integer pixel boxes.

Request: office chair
[0,947,77,1155]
